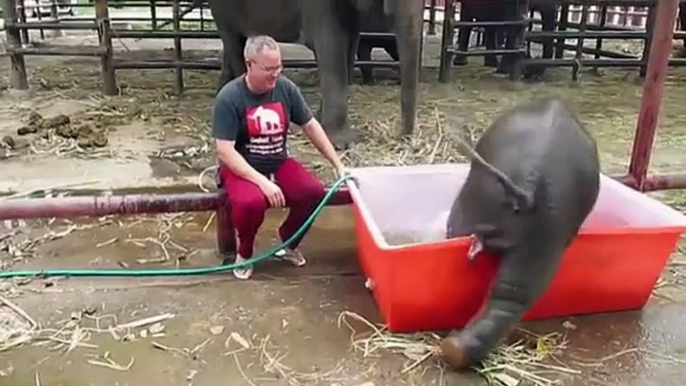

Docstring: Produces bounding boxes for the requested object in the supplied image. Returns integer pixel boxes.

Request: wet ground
[1,14,686,386]
[0,209,685,386]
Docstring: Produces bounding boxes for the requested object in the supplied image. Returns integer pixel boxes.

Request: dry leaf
[210,326,225,335]
[491,372,520,386]
[229,332,250,349]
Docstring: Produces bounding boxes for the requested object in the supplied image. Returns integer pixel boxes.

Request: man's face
[246,47,283,91]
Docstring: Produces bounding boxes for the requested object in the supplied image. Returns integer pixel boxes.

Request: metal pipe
[446,48,528,57]
[528,30,647,39]
[616,173,686,192]
[7,21,97,30]
[0,188,352,221]
[6,46,107,56]
[627,0,680,191]
[519,58,686,68]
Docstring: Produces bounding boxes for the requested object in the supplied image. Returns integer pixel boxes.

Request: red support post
[626,0,680,191]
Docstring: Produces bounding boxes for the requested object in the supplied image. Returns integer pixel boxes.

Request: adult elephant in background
[453,0,556,77]
[355,1,401,85]
[204,0,424,148]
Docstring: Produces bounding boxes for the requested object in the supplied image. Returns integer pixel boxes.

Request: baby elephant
[441,97,601,369]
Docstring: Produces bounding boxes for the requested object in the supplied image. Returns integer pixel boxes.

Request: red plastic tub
[346,163,686,333]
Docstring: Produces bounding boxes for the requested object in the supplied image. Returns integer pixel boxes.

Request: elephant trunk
[390,0,422,136]
[441,245,564,369]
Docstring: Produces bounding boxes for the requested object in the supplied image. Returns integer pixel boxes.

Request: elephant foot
[453,55,468,66]
[440,334,474,370]
[522,63,546,81]
[360,70,375,85]
[484,57,499,68]
[327,129,358,151]
[495,63,510,74]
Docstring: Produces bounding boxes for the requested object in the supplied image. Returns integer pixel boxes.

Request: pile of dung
[15,111,108,149]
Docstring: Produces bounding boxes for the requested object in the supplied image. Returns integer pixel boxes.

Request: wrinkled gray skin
[204,0,423,148]
[441,97,601,369]
[453,0,556,78]
[356,2,400,84]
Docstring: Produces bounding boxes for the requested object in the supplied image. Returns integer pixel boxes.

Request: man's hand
[334,163,347,179]
[216,139,286,208]
[258,179,286,208]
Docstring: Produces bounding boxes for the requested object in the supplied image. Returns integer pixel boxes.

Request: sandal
[278,248,307,267]
[274,231,307,267]
[231,254,253,280]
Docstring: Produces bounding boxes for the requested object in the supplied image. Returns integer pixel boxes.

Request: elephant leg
[680,4,686,48]
[347,21,360,85]
[523,5,555,80]
[453,8,472,66]
[539,5,556,60]
[313,28,357,149]
[357,39,375,85]
[440,243,564,369]
[483,27,499,68]
[496,23,523,75]
[215,30,246,93]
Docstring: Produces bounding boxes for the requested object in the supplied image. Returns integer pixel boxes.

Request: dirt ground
[1,24,686,386]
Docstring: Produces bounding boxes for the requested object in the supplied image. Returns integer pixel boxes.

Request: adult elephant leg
[494,0,528,76]
[453,3,473,66]
[393,0,423,137]
[539,3,556,60]
[483,26,499,68]
[523,2,555,79]
[347,21,361,85]
[212,27,246,92]
[440,242,565,369]
[312,26,357,148]
[356,38,375,85]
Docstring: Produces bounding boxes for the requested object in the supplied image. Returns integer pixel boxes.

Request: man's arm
[300,117,345,173]
[284,78,345,174]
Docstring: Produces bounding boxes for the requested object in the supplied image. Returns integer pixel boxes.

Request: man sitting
[212,35,346,280]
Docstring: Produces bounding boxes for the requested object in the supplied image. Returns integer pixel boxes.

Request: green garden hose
[0,174,355,279]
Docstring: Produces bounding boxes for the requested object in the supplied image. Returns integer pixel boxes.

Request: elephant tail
[454,134,535,214]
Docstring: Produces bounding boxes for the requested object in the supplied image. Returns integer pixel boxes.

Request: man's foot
[231,254,253,280]
[274,231,307,267]
[276,248,307,267]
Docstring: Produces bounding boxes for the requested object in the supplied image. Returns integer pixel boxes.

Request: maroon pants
[218,157,326,258]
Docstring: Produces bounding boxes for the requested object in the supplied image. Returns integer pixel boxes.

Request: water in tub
[384,209,451,246]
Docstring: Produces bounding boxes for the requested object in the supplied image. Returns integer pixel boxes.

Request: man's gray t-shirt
[211,75,313,175]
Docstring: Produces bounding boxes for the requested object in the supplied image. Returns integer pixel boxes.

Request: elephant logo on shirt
[246,103,287,137]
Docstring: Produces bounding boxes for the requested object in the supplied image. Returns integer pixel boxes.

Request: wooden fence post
[95,0,117,95]
[3,0,29,90]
